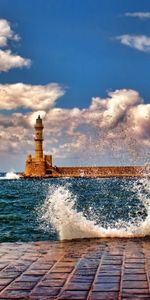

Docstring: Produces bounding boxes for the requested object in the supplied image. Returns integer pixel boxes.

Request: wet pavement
[0,238,150,299]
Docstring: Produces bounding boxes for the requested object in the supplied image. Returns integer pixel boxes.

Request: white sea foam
[40,177,150,240]
[0,171,20,180]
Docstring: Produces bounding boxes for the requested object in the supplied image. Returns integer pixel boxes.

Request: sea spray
[0,171,20,180]
[132,176,150,236]
[40,178,150,240]
[40,185,100,240]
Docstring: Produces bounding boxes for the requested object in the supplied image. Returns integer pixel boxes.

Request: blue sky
[0,0,150,170]
[0,0,150,107]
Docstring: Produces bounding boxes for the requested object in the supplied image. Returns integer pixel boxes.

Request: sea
[0,171,150,243]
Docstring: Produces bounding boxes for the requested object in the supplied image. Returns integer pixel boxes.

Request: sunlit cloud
[0,19,19,47]
[0,82,65,110]
[116,35,150,53]
[0,49,31,72]
[0,18,31,71]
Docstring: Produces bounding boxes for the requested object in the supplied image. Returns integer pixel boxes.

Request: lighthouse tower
[24,115,52,177]
[34,115,44,160]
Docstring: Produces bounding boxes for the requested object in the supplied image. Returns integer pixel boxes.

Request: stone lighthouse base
[25,154,52,177]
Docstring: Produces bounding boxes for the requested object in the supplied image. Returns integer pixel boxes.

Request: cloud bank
[0,85,150,167]
[0,19,31,71]
[116,35,150,53]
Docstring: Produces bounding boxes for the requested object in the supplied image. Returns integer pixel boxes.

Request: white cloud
[0,19,19,47]
[0,49,31,71]
[116,35,150,52]
[125,12,150,19]
[90,89,142,128]
[0,18,31,71]
[0,82,65,110]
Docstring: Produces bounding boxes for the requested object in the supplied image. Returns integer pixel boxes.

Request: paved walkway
[0,238,150,299]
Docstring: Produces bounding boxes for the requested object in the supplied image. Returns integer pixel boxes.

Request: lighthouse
[34,115,44,160]
[24,115,52,176]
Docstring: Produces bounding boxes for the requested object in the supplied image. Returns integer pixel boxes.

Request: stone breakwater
[24,165,146,178]
[0,238,150,299]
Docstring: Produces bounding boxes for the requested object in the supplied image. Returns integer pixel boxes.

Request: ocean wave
[39,177,150,240]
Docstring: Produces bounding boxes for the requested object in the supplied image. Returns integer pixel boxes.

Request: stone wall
[49,166,145,178]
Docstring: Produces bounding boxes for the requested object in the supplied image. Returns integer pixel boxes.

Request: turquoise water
[0,174,149,242]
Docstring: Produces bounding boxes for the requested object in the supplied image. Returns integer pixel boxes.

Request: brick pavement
[0,238,150,299]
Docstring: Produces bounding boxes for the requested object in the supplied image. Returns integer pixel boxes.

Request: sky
[0,0,150,171]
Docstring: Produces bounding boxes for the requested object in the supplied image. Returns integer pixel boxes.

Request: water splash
[40,177,150,240]
[0,171,20,180]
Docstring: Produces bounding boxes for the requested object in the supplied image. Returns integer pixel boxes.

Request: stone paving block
[0,271,21,278]
[28,264,53,270]
[125,264,145,269]
[102,260,122,265]
[58,290,88,299]
[123,289,149,295]
[57,261,76,266]
[123,274,147,281]
[51,266,74,273]
[94,282,119,291]
[39,278,65,287]
[75,268,97,276]
[16,274,42,282]
[0,289,31,298]
[96,276,120,284]
[31,286,60,296]
[123,281,148,289]
[101,266,121,271]
[124,269,146,274]
[99,270,121,276]
[24,269,47,276]
[126,258,145,262]
[45,272,68,279]
[71,275,94,282]
[90,291,118,300]
[7,280,37,289]
[2,266,22,273]
[66,281,92,290]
